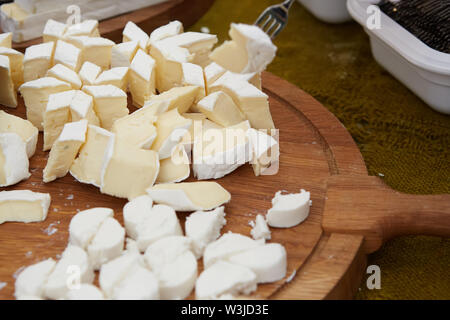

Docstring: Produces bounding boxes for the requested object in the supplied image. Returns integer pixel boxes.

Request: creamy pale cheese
[23,42,54,82]
[65,284,105,300]
[149,20,183,46]
[0,47,24,88]
[129,49,156,107]
[64,19,99,38]
[181,63,206,103]
[185,206,227,259]
[250,214,271,241]
[267,190,311,228]
[147,181,231,212]
[82,85,128,130]
[67,36,114,70]
[197,91,245,127]
[95,67,129,91]
[0,110,38,158]
[123,195,153,239]
[123,21,150,51]
[156,144,190,184]
[19,77,71,130]
[43,120,88,183]
[70,125,115,187]
[112,264,159,300]
[100,141,160,200]
[144,86,200,114]
[14,258,55,299]
[111,41,139,68]
[0,32,12,48]
[0,133,30,187]
[0,56,17,108]
[78,61,101,86]
[0,190,50,224]
[42,19,67,43]
[53,40,82,71]
[69,90,100,125]
[46,64,82,89]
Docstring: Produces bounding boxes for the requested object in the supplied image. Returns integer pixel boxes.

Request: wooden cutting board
[1,76,449,300]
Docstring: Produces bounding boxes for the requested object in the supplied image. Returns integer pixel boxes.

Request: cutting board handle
[322,175,450,253]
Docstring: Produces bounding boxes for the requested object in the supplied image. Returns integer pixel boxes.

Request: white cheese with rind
[156,144,190,184]
[129,49,156,107]
[0,46,24,88]
[66,36,114,70]
[0,110,38,158]
[42,19,67,43]
[14,258,55,299]
[0,133,30,187]
[123,21,149,51]
[111,40,139,68]
[78,61,101,86]
[23,42,54,82]
[149,20,183,46]
[46,64,82,90]
[0,190,50,224]
[0,55,17,108]
[267,190,311,228]
[0,32,12,48]
[53,40,81,71]
[123,195,153,239]
[197,91,245,127]
[69,90,100,125]
[95,67,129,91]
[144,85,200,114]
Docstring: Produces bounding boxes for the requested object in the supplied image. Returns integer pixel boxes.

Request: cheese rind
[69,90,100,125]
[64,19,99,38]
[14,258,56,299]
[129,49,156,107]
[123,21,149,51]
[267,190,311,228]
[111,41,139,68]
[42,19,67,43]
[0,133,30,187]
[156,144,190,184]
[0,110,38,158]
[23,42,54,82]
[0,190,50,224]
[78,61,101,86]
[53,40,82,71]
[149,20,183,46]
[46,64,82,89]
[95,67,129,91]
[197,91,245,127]
[0,47,24,88]
[67,36,114,70]
[0,55,17,108]
[147,182,231,212]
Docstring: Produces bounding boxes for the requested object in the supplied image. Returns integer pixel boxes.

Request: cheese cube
[14,258,55,299]
[204,62,226,92]
[100,141,160,200]
[69,90,100,125]
[197,91,245,127]
[149,20,183,46]
[267,190,311,228]
[0,32,12,48]
[147,181,231,212]
[151,109,192,160]
[0,190,50,224]
[156,144,190,184]
[111,104,158,149]
[42,19,67,43]
[23,42,54,82]
[181,62,206,102]
[43,90,76,151]
[64,19,99,38]
[78,61,101,86]
[0,55,17,108]
[95,67,129,91]
[123,195,153,239]
[129,49,156,107]
[144,86,200,114]
[123,21,149,51]
[43,120,88,183]
[82,85,129,130]
[70,125,115,187]
[46,64,82,89]
[53,40,82,71]
[111,41,139,68]
[67,36,114,70]
[19,77,72,130]
[0,47,24,88]
[0,110,38,158]
[0,132,30,185]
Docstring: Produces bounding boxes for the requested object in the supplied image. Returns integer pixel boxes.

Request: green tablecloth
[190,0,450,299]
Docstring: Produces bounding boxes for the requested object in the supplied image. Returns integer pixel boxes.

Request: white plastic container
[298,0,352,24]
[348,0,450,114]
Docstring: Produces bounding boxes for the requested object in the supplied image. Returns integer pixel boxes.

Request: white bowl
[347,0,450,114]
[297,0,352,23]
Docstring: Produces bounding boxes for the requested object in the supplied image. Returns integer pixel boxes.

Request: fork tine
[255,10,271,26]
[260,16,274,31]
[271,23,284,39]
[265,20,278,34]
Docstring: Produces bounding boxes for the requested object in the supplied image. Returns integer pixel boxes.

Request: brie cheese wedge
[46,64,82,90]
[147,181,231,212]
[0,32,12,48]
[111,40,139,68]
[0,110,37,158]
[123,195,153,239]
[0,55,17,108]
[123,21,149,51]
[95,67,129,91]
[129,49,156,107]
[197,91,245,127]
[0,133,30,187]
[149,20,183,45]
[267,190,311,228]
[43,119,88,183]
[0,190,50,224]
[23,42,54,82]
[53,40,82,71]
[67,36,114,70]
[42,19,67,43]
[14,258,56,300]
[0,47,24,88]
[78,61,101,86]
[65,284,105,300]
[156,144,190,184]
[69,90,100,125]
[144,85,200,114]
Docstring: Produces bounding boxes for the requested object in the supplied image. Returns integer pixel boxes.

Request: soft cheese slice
[267,190,311,228]
[53,40,82,71]
[87,216,125,270]
[46,64,82,89]
[69,207,113,250]
[197,91,245,127]
[0,32,12,48]
[156,144,190,184]
[95,67,129,91]
[111,103,158,149]
[210,23,277,74]
[210,75,274,130]
[112,264,160,300]
[43,120,88,182]
[43,90,76,151]
[248,128,279,176]
[0,55,17,108]
[147,181,231,212]
[149,20,183,46]
[203,232,263,268]
[227,243,287,283]
[14,258,56,299]
[44,245,94,300]
[64,19,99,38]
[111,40,139,68]
[78,61,101,86]
[19,77,71,130]
[151,108,192,160]
[82,85,128,130]
[123,195,153,239]
[123,21,149,51]
[0,133,30,187]
[67,36,114,70]
[70,125,114,187]
[195,261,257,300]
[144,86,200,114]
[136,204,183,252]
[69,90,100,125]
[42,19,67,43]
[0,47,24,87]
[0,190,50,224]
[144,236,197,300]
[129,49,156,107]
[250,214,271,241]
[0,110,38,158]
[23,42,54,82]
[185,206,227,259]
[65,284,105,300]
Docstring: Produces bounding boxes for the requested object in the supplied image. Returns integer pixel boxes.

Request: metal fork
[255,0,295,39]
